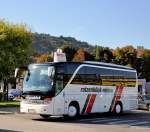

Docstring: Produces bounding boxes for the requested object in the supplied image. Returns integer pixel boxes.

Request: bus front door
[53,75,65,115]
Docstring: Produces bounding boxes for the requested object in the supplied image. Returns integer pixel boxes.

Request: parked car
[8,93,14,101]
[138,95,150,111]
[8,89,22,100]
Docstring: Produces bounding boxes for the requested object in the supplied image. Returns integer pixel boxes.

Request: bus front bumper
[20,102,53,115]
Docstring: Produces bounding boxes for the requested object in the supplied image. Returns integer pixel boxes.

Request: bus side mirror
[15,68,19,78]
[14,66,28,78]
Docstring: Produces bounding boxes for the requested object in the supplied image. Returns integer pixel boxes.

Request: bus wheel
[40,114,50,119]
[114,103,123,114]
[68,105,79,118]
[146,104,150,111]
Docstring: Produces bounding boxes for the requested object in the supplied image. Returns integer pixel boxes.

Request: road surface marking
[91,118,120,123]
[108,120,136,124]
[129,121,149,126]
[79,118,106,122]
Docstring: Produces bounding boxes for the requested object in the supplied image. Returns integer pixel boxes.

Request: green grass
[0,101,20,107]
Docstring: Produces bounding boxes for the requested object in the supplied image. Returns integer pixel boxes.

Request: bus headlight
[43,98,52,104]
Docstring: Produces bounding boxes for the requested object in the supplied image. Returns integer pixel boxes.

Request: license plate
[28,109,36,113]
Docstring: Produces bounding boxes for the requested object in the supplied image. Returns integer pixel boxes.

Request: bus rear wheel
[146,104,150,111]
[114,103,123,114]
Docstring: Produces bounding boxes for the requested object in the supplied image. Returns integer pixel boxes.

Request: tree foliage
[142,49,150,81]
[94,46,103,61]
[72,48,86,62]
[36,54,53,63]
[113,45,137,67]
[0,20,33,80]
[94,46,113,62]
[60,45,77,61]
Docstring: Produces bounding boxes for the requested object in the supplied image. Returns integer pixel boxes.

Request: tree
[0,20,32,96]
[60,45,77,61]
[136,57,144,77]
[142,49,150,81]
[84,50,94,61]
[36,54,53,63]
[94,46,102,61]
[103,48,114,63]
[94,46,113,62]
[113,45,137,67]
[72,48,86,62]
[137,46,144,57]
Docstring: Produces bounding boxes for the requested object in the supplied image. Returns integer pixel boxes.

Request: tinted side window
[71,66,136,87]
[84,67,102,85]
[124,71,136,87]
[56,63,80,87]
[71,66,85,84]
[112,70,136,87]
[72,66,102,85]
[99,68,114,86]
[124,71,136,79]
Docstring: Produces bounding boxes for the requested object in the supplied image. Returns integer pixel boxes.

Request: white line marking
[108,120,136,124]
[78,118,149,127]
[91,118,120,123]
[129,121,149,126]
[79,118,106,122]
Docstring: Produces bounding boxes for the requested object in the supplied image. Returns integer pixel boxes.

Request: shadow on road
[32,111,150,128]
[0,129,20,132]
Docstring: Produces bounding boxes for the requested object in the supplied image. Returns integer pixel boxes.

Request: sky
[0,0,150,49]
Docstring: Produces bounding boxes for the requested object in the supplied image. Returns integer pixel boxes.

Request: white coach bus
[15,61,138,118]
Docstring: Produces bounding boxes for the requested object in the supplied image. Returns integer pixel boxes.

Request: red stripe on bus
[111,86,124,112]
[86,94,97,113]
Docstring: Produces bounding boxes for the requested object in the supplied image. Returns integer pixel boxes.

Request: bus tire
[40,114,50,119]
[68,102,79,118]
[114,102,123,115]
[146,104,150,111]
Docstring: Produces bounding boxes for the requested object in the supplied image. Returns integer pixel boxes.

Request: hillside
[33,33,94,54]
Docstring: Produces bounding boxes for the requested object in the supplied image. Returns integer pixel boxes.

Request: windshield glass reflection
[23,65,54,93]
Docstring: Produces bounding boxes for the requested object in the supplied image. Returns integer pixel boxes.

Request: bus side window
[85,67,102,85]
[96,74,102,85]
[72,67,86,84]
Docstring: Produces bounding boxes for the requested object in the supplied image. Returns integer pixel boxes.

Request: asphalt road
[0,109,150,132]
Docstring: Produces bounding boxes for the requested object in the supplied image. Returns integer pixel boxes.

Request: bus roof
[84,61,134,70]
[43,61,135,71]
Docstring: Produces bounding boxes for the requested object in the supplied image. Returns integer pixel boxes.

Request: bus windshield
[23,65,55,95]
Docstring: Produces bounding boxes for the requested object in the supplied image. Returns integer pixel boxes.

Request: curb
[0,111,14,114]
